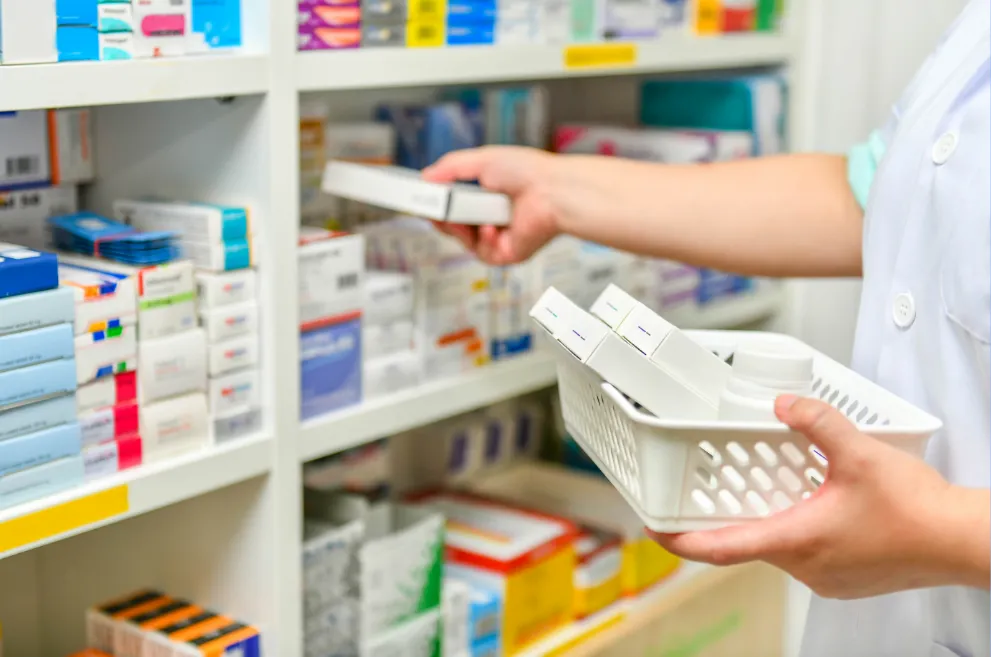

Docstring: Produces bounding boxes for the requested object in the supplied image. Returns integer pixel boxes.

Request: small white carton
[323,160,511,225]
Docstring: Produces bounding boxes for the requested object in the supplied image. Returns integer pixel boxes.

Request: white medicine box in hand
[322,160,511,225]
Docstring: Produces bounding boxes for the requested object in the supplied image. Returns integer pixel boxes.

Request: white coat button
[892,293,916,329]
[932,131,958,165]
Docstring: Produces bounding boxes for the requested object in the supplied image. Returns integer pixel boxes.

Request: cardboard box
[0,186,78,249]
[196,268,257,309]
[0,393,75,443]
[0,357,76,411]
[138,328,207,404]
[139,393,209,461]
[323,161,511,225]
[82,434,142,480]
[410,492,578,654]
[0,0,58,64]
[86,590,171,654]
[199,300,258,343]
[59,262,139,335]
[79,400,139,447]
[77,370,137,413]
[0,322,74,373]
[74,326,137,385]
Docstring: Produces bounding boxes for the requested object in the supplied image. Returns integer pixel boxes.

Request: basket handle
[599,382,655,420]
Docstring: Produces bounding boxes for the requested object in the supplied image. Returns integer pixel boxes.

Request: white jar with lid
[718,342,815,422]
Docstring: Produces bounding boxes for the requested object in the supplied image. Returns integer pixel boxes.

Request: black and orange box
[86,589,170,654]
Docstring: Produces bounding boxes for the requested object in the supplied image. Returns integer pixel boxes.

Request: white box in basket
[535,287,942,533]
[529,286,716,421]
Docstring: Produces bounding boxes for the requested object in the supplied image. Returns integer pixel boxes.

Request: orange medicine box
[174,621,261,657]
[574,526,623,619]
[145,611,233,657]
[115,599,202,657]
[86,590,170,654]
[409,491,578,655]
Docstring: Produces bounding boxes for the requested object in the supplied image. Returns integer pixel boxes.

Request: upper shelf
[0,55,270,112]
[295,34,794,92]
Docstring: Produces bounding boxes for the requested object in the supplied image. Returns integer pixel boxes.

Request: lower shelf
[299,354,558,462]
[0,434,272,560]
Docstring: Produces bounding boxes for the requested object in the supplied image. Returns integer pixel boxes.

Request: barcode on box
[338,273,358,290]
[5,156,39,177]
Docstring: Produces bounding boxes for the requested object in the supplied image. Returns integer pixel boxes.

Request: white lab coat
[800,2,991,656]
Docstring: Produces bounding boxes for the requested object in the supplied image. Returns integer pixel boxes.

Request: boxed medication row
[0,455,84,509]
[86,589,260,657]
[0,393,76,442]
[83,433,142,480]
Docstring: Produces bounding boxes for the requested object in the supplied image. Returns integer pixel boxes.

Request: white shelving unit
[0,0,816,652]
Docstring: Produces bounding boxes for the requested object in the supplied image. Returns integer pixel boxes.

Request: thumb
[775,396,860,465]
[422,148,490,185]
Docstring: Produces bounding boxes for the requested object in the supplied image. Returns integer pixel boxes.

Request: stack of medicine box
[362,270,419,399]
[58,261,142,480]
[442,578,502,657]
[0,244,81,510]
[55,0,135,62]
[113,199,262,444]
[358,0,405,48]
[298,0,361,51]
[298,226,365,421]
[85,589,261,657]
[58,252,210,463]
[359,217,491,382]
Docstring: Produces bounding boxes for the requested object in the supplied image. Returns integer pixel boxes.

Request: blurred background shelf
[295,34,795,91]
[0,55,269,112]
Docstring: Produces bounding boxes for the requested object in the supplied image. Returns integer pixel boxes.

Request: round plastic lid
[731,341,814,389]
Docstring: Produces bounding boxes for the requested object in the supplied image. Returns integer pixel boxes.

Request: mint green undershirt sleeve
[846,129,888,210]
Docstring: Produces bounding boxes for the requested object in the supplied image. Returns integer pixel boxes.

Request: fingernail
[777,394,798,410]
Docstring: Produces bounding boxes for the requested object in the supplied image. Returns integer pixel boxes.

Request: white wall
[784,1,968,654]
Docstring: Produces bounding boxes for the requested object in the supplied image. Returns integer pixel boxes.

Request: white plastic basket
[549,329,942,532]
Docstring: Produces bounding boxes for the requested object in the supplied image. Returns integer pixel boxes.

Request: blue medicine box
[0,323,75,374]
[56,0,98,26]
[57,26,99,62]
[0,422,82,478]
[446,21,495,45]
[446,0,496,21]
[300,318,362,421]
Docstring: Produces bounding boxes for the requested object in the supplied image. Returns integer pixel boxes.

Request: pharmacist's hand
[647,395,965,600]
[422,146,561,265]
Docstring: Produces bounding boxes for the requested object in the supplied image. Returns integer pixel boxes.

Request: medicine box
[74,326,137,385]
[0,286,73,337]
[58,254,197,340]
[469,462,681,597]
[82,434,142,480]
[98,32,135,59]
[140,392,209,462]
[0,186,79,249]
[297,27,361,50]
[0,394,76,443]
[0,243,59,298]
[299,5,361,28]
[409,491,577,654]
[360,609,442,657]
[208,367,261,416]
[132,0,188,58]
[301,318,362,420]
[0,111,50,189]
[0,0,58,65]
[137,328,208,403]
[0,455,84,509]
[171,620,261,657]
[305,490,446,637]
[113,599,204,657]
[77,370,137,413]
[323,161,511,226]
[0,358,76,411]
[196,268,257,309]
[114,199,250,244]
[0,421,81,477]
[179,237,257,272]
[199,300,258,343]
[188,0,242,52]
[208,332,259,377]
[87,591,168,654]
[364,271,414,326]
[363,349,421,399]
[299,232,364,328]
[0,323,74,373]
[80,400,139,447]
[212,405,262,444]
[572,526,623,618]
[59,262,139,334]
[143,610,236,657]
[364,320,415,359]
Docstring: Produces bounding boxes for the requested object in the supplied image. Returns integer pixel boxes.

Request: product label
[84,442,120,480]
[563,43,637,69]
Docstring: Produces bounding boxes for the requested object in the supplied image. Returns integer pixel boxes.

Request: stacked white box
[362,270,420,399]
[197,269,262,443]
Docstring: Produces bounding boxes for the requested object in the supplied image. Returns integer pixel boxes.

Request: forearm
[545,153,865,277]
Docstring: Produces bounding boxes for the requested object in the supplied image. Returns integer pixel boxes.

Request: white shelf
[667,285,786,329]
[295,34,794,91]
[0,55,270,112]
[0,434,272,560]
[299,353,557,462]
